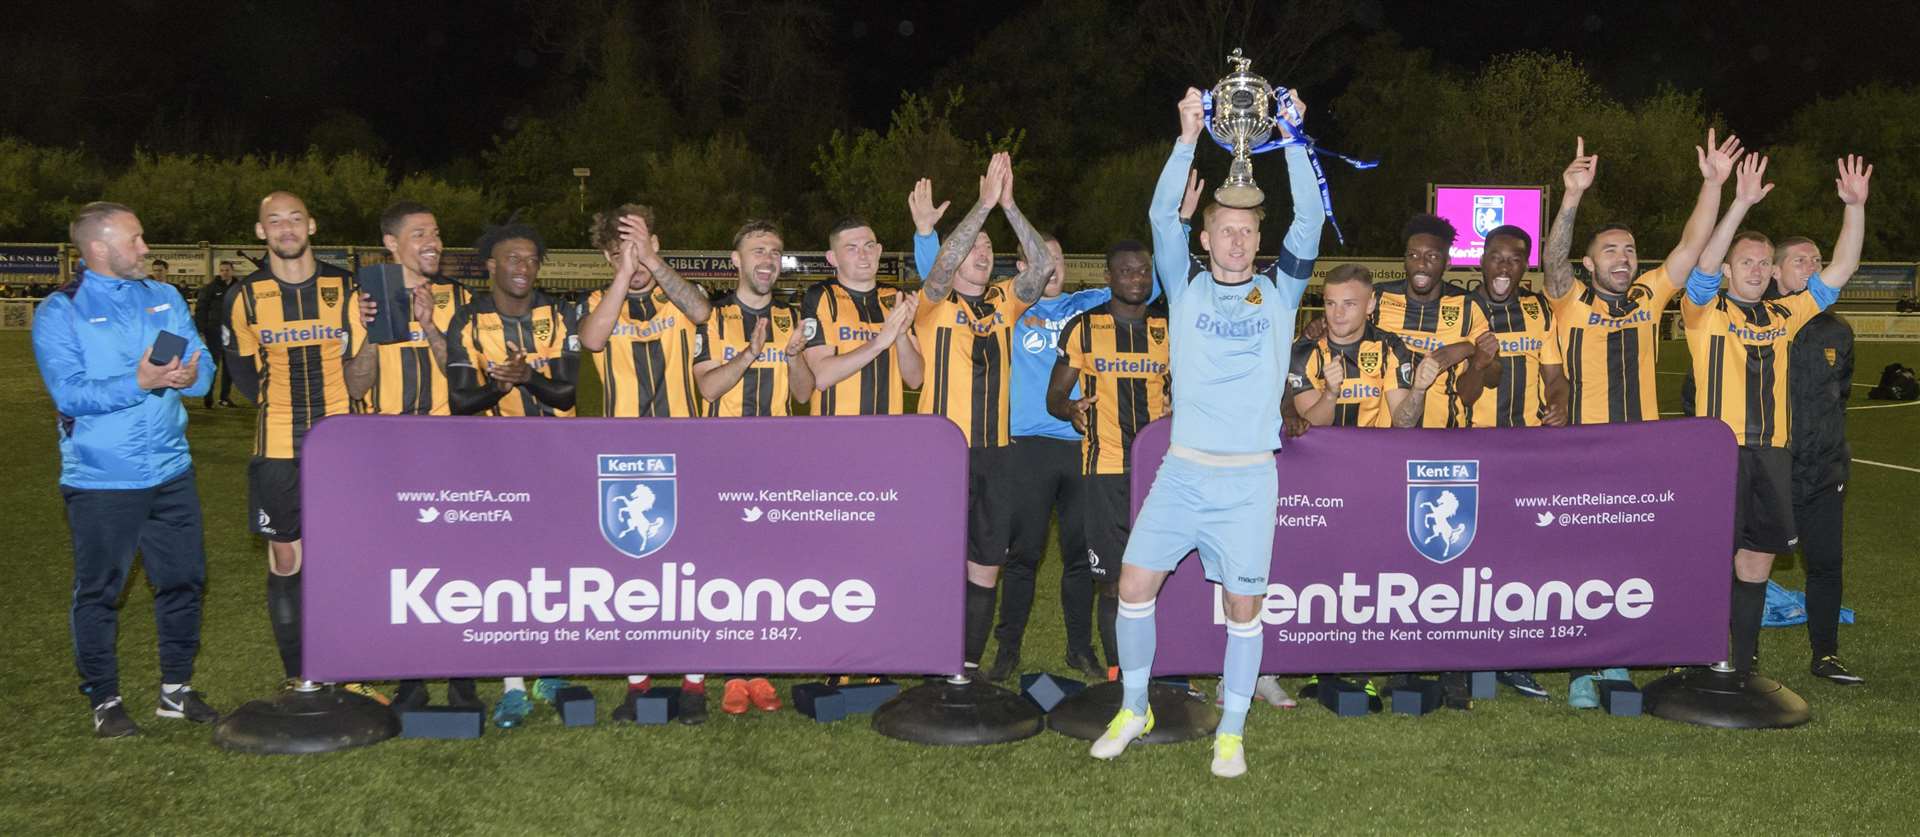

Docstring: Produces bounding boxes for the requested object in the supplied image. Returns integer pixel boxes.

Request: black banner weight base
[870,677,1045,746]
[1046,681,1218,743]
[1642,666,1810,730]
[212,682,399,755]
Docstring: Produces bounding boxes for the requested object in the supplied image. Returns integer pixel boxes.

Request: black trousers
[994,436,1092,658]
[1794,481,1846,657]
[200,330,232,405]
[62,470,206,706]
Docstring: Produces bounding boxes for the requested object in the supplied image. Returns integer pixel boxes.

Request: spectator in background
[194,261,238,407]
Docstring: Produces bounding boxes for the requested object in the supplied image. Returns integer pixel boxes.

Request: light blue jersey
[1150,141,1321,454]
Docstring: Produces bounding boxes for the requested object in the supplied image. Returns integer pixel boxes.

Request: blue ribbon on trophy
[1201,49,1378,244]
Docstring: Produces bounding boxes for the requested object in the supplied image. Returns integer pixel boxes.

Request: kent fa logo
[1473,194,1505,237]
[1406,459,1479,564]
[599,454,678,559]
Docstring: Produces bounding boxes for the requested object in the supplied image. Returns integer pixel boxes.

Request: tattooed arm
[922,154,1007,305]
[619,213,713,324]
[1544,137,1596,300]
[998,159,1053,305]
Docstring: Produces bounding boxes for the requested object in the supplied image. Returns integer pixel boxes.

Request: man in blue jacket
[32,202,220,738]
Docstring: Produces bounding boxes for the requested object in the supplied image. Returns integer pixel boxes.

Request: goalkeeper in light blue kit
[1089,87,1320,778]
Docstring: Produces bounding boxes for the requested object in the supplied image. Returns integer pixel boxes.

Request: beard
[269,238,310,260]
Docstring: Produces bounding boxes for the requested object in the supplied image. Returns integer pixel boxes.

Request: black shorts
[967,446,1014,566]
[1083,473,1131,581]
[1734,446,1795,553]
[248,457,302,543]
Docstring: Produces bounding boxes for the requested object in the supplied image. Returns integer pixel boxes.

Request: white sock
[162,682,186,694]
[503,676,527,692]
[628,675,650,686]
[684,674,705,684]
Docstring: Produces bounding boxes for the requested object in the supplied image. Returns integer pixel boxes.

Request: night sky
[4,0,1916,167]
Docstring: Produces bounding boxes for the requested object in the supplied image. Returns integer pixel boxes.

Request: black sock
[1729,578,1767,673]
[964,582,997,666]
[267,570,303,680]
[1097,589,1120,670]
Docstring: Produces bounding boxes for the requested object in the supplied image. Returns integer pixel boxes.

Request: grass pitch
[1,332,1916,835]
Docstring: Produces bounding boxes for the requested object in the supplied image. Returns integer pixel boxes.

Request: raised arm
[1662,128,1744,286]
[1274,93,1322,295]
[579,239,640,352]
[922,157,1004,305]
[1819,155,1873,291]
[1543,137,1597,300]
[1148,89,1206,303]
[908,177,949,280]
[998,159,1053,305]
[622,214,711,325]
[1692,153,1775,301]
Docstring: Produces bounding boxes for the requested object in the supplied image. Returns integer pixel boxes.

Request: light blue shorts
[1120,452,1278,596]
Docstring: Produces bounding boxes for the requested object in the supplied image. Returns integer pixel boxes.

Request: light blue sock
[1116,598,1157,714]
[1217,617,1264,737]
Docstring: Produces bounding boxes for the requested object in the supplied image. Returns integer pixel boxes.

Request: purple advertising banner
[301,415,967,681]
[1135,419,1736,673]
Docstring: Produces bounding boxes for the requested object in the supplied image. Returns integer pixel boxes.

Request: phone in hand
[149,330,187,366]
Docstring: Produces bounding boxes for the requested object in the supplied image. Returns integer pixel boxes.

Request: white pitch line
[1853,458,1920,474]
[1656,369,1870,388]
[1655,370,1915,409]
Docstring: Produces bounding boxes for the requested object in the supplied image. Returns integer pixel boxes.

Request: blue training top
[33,269,214,489]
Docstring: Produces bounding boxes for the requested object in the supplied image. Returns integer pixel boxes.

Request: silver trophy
[1207,49,1281,209]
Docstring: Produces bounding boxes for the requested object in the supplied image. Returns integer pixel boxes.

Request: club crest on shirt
[320,286,339,306]
[1825,347,1837,366]
[1149,324,1166,343]
[1625,283,1652,307]
[1359,349,1381,377]
[533,318,553,346]
[1245,287,1262,305]
[1440,305,1461,331]
[1521,299,1541,320]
